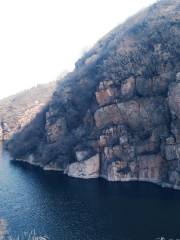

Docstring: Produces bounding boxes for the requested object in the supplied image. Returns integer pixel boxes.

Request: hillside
[0,82,56,140]
[7,0,180,189]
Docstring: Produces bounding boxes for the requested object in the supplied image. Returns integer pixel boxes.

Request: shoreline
[11,157,180,191]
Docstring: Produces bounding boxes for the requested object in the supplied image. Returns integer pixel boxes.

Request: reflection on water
[0,143,180,240]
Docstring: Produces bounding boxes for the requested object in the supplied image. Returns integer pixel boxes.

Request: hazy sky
[0,0,157,99]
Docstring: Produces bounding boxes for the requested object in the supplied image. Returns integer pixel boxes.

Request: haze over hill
[0,82,56,140]
[4,0,180,189]
[0,0,157,99]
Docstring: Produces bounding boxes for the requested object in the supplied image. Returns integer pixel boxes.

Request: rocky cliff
[0,82,56,140]
[7,0,180,189]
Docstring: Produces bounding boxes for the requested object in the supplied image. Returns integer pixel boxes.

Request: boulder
[67,154,100,179]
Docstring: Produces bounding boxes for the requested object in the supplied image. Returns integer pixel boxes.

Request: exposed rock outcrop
[67,154,100,179]
[7,0,180,189]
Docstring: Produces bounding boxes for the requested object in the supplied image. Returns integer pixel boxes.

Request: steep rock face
[94,97,169,130]
[8,0,180,189]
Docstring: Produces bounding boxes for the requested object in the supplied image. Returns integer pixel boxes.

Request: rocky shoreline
[5,0,180,190]
[11,153,180,191]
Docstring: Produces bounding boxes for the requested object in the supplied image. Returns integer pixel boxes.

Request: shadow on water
[0,144,180,240]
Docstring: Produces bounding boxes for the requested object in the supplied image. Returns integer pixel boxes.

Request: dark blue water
[0,144,180,240]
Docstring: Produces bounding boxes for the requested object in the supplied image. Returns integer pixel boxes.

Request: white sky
[0,0,157,99]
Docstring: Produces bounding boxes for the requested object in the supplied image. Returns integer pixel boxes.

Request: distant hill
[7,0,180,189]
[0,82,56,140]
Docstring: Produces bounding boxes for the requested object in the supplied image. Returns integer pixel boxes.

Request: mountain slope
[8,0,180,189]
[0,82,56,140]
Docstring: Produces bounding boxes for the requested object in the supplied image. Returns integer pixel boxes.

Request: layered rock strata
[7,0,180,189]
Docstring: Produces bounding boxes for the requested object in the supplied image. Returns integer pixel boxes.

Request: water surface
[0,144,180,240]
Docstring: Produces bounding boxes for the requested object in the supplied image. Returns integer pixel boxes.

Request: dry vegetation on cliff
[0,82,56,140]
[7,0,180,188]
